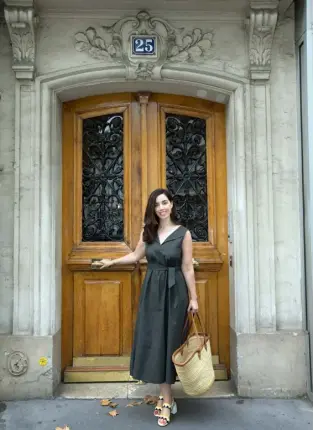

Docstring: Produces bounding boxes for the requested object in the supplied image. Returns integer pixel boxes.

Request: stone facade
[295,0,313,401]
[0,0,309,400]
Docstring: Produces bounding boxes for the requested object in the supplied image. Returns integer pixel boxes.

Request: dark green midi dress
[130,225,189,384]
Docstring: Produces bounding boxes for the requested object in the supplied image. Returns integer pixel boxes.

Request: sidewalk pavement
[0,397,312,430]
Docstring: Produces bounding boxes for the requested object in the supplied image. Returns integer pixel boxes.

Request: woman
[92,189,198,427]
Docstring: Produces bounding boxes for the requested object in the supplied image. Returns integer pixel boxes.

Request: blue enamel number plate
[132,36,157,56]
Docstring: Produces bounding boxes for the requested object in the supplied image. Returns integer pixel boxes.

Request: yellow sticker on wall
[39,357,48,366]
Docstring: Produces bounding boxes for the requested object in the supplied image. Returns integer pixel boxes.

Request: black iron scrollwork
[166,113,208,242]
[82,114,124,242]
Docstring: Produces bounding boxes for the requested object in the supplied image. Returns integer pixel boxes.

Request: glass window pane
[166,113,208,242]
[82,113,124,242]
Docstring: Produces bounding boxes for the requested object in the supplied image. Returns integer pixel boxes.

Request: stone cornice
[247,0,279,81]
[4,0,38,80]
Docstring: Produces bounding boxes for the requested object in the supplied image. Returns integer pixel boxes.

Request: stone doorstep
[56,380,236,400]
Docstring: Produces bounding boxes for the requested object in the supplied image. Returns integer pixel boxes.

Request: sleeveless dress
[130,225,189,384]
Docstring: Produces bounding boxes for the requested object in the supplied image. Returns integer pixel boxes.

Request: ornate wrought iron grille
[82,114,124,242]
[165,113,208,242]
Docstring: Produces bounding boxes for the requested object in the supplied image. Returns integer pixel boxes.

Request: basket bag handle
[181,312,208,351]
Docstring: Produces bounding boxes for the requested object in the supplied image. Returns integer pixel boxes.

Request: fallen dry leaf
[55,426,70,430]
[126,400,143,407]
[109,402,118,408]
[100,399,111,406]
[144,395,158,405]
[108,409,119,417]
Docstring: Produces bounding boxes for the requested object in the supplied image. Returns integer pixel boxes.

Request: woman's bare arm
[94,231,146,268]
[181,230,198,311]
[112,231,146,265]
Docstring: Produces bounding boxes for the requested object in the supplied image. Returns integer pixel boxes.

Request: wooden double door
[62,93,229,382]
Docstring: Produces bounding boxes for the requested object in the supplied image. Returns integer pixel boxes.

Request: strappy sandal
[157,400,177,427]
[154,396,164,417]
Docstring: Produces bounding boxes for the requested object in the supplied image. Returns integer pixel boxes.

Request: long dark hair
[143,188,178,243]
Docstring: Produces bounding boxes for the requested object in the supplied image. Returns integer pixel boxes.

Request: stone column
[248,0,278,332]
[4,1,37,335]
[12,81,36,336]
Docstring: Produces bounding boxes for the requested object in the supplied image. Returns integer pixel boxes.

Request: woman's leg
[160,383,172,404]
[158,383,176,426]
[154,384,164,417]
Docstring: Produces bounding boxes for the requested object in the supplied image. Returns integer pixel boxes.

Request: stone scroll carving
[74,10,214,80]
[248,1,278,81]
[4,3,38,80]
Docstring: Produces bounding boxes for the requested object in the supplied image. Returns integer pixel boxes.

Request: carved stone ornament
[7,351,29,376]
[4,4,38,80]
[248,1,278,81]
[75,10,214,80]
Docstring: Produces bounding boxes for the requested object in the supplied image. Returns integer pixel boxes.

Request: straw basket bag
[172,313,215,396]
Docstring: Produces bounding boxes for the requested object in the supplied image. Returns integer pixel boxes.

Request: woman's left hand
[188,299,199,313]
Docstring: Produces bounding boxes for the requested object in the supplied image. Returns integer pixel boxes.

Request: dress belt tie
[147,264,180,289]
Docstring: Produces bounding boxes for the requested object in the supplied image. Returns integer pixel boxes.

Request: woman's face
[154,193,173,220]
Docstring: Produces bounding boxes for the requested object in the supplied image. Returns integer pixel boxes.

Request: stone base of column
[0,331,61,401]
[230,328,308,398]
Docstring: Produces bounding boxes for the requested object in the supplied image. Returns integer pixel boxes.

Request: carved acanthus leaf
[4,5,38,80]
[248,2,278,81]
[75,27,119,61]
[168,28,214,62]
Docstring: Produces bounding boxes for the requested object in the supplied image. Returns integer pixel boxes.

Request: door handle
[91,259,102,269]
[192,258,200,267]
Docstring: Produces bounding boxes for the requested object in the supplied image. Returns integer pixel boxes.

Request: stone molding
[247,1,278,81]
[75,10,214,80]
[4,1,38,80]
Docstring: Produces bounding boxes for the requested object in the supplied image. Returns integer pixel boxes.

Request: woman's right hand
[91,258,113,269]
[188,299,199,314]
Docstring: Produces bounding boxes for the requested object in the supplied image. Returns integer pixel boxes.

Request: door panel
[62,93,141,373]
[195,274,218,354]
[73,100,133,251]
[62,92,229,381]
[73,272,132,357]
[146,94,229,371]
